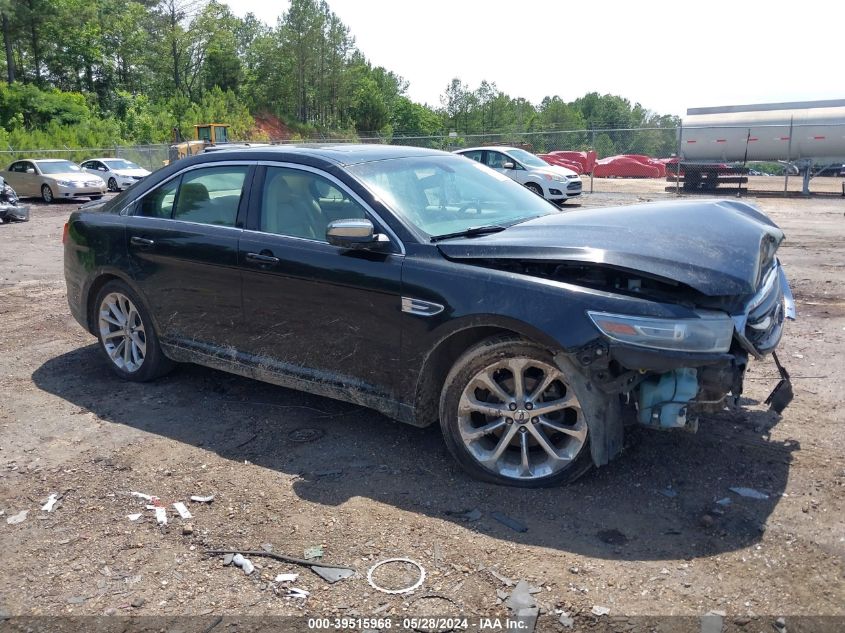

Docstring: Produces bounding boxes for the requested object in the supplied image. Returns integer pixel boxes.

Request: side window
[461,150,483,163]
[260,167,367,241]
[485,152,508,169]
[138,177,179,218]
[172,166,247,227]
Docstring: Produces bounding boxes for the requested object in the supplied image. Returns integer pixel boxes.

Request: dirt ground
[0,182,843,631]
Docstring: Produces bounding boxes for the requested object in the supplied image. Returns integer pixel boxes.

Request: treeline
[0,0,679,156]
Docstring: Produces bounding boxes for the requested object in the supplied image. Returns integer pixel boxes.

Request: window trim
[249,161,405,255]
[128,161,254,229]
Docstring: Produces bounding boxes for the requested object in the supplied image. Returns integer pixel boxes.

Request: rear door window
[136,165,248,225]
[172,166,247,227]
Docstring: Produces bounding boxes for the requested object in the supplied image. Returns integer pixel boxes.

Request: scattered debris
[130,597,145,608]
[657,487,678,498]
[558,612,574,628]
[222,554,234,566]
[190,495,215,503]
[715,497,732,506]
[287,587,309,599]
[154,507,167,526]
[232,554,255,575]
[66,596,86,605]
[597,529,628,545]
[274,573,299,583]
[41,494,58,512]
[206,549,355,581]
[261,543,274,552]
[182,523,193,535]
[126,513,142,521]
[490,511,527,533]
[6,510,27,525]
[367,558,426,594]
[288,428,324,443]
[505,581,539,633]
[312,565,355,583]
[304,545,324,560]
[487,568,515,587]
[130,492,156,502]
[446,508,482,522]
[701,612,723,633]
[774,616,787,631]
[591,605,610,616]
[505,580,535,611]
[173,502,192,519]
[729,487,769,500]
[700,514,715,528]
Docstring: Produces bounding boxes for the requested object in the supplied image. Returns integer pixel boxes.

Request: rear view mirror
[326,218,389,251]
[503,162,515,170]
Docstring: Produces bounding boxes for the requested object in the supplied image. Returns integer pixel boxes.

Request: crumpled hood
[436,199,784,296]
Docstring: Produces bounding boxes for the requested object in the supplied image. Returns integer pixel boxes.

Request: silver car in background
[81,158,151,192]
[3,159,106,203]
[454,146,582,203]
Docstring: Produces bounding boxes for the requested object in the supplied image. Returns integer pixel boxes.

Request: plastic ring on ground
[366,558,426,594]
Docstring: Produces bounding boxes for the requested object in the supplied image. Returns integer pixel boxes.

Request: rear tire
[94,280,174,382]
[439,336,593,487]
[41,185,54,203]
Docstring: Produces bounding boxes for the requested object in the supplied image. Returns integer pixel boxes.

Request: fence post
[784,116,793,193]
[676,122,683,196]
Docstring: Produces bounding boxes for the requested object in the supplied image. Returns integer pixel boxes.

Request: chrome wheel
[98,292,146,373]
[107,177,118,192]
[41,185,53,203]
[456,357,587,481]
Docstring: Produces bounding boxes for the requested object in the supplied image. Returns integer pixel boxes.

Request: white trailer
[677,99,845,193]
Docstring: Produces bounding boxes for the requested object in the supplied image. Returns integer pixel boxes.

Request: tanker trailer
[675,99,845,193]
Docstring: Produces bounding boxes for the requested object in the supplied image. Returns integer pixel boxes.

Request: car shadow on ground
[33,344,797,562]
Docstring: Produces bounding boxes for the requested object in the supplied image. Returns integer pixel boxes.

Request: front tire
[94,280,174,382]
[439,336,593,487]
[41,185,54,203]
[525,182,544,197]
[107,177,118,192]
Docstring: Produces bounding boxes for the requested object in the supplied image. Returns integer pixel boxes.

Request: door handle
[245,252,280,265]
[130,236,155,248]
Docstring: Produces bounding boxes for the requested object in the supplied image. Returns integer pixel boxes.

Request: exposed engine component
[637,368,699,431]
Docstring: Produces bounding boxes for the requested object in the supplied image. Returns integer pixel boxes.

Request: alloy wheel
[456,357,587,481]
[98,292,146,372]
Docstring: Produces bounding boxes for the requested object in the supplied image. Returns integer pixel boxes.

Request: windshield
[506,148,548,168]
[348,156,558,238]
[37,161,81,174]
[103,159,140,170]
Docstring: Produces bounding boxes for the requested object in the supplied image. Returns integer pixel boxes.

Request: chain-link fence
[0,144,170,172]
[2,126,842,198]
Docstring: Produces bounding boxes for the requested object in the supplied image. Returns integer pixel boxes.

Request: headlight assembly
[587,310,734,353]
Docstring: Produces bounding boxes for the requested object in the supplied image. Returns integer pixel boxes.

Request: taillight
[62,222,69,244]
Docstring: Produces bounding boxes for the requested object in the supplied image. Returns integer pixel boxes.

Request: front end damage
[569,257,795,464]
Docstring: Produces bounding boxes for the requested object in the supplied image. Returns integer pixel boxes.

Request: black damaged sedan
[63,145,794,486]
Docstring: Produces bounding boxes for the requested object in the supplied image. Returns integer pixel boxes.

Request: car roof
[456,146,522,153]
[187,143,450,167]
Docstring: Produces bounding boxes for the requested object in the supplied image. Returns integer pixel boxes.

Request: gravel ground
[0,187,843,631]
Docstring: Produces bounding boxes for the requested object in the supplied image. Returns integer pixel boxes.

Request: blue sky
[228,0,842,117]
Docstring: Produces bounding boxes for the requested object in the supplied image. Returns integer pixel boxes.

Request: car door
[238,163,404,406]
[125,163,251,351]
[484,150,525,185]
[6,161,35,196]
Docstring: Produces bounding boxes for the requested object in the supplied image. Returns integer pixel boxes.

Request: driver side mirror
[326,218,390,251]
[26,168,35,174]
[502,162,515,170]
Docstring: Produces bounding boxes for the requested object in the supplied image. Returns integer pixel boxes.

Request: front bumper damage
[573,260,795,440]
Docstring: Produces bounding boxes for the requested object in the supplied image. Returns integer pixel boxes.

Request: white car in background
[454,146,582,203]
[81,158,151,192]
[3,159,106,202]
